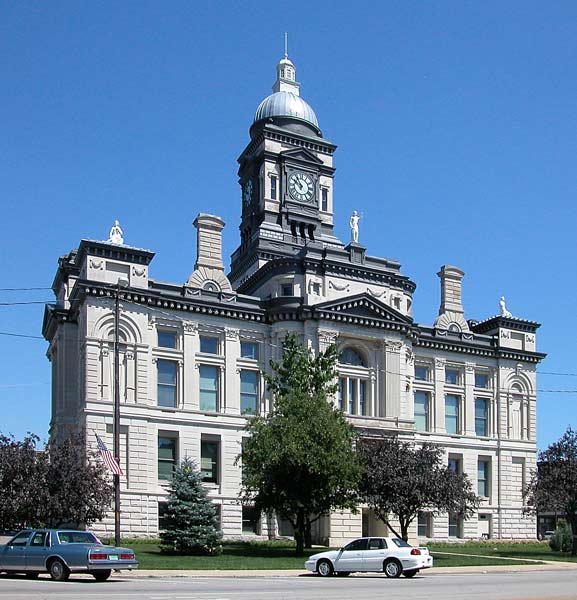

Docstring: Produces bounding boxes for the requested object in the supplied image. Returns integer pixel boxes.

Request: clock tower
[230,53,343,288]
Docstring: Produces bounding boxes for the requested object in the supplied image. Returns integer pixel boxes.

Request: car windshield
[391,538,411,548]
[57,531,99,544]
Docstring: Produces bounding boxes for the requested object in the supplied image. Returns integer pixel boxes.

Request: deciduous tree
[360,436,479,541]
[240,333,362,555]
[524,427,577,555]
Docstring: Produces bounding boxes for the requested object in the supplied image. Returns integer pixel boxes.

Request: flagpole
[113,277,128,547]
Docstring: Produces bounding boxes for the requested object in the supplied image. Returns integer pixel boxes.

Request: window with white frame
[240,370,258,415]
[445,394,460,434]
[240,341,259,360]
[201,438,220,483]
[158,434,177,481]
[199,365,219,412]
[448,513,463,538]
[478,459,490,498]
[157,329,178,349]
[200,335,219,354]
[338,347,369,416]
[414,365,430,381]
[445,368,461,385]
[157,360,178,407]
[475,398,489,437]
[475,372,490,388]
[418,511,432,538]
[414,390,430,432]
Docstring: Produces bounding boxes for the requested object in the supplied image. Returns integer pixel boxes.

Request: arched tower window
[338,346,370,417]
[339,347,366,367]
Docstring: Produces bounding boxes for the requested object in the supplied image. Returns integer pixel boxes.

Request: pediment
[313,293,413,326]
[280,147,324,165]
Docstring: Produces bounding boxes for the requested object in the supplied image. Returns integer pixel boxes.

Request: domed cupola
[250,51,321,138]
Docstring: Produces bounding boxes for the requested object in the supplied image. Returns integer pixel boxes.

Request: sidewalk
[121,561,577,578]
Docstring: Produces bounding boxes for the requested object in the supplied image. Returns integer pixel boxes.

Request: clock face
[243,179,253,206]
[288,171,315,203]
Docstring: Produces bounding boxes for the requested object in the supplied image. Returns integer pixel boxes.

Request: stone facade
[43,54,545,545]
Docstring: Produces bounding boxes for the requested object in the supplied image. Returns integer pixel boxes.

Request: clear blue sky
[1,1,575,450]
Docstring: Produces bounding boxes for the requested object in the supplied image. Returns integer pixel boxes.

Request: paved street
[1,570,577,600]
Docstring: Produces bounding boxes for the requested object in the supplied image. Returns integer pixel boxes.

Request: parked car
[0,529,139,581]
[305,536,433,578]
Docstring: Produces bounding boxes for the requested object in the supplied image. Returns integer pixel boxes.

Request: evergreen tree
[160,458,222,555]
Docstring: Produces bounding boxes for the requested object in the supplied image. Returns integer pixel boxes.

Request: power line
[0,287,51,291]
[0,301,51,306]
[0,332,44,340]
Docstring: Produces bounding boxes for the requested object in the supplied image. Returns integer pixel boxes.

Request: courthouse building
[43,53,545,544]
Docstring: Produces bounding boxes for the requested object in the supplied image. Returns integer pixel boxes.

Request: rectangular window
[281,283,293,296]
[200,336,219,354]
[158,501,168,530]
[338,378,345,411]
[240,341,258,360]
[321,187,328,211]
[158,330,177,349]
[359,380,366,415]
[445,369,460,385]
[414,390,430,432]
[445,394,460,434]
[418,512,432,538]
[240,370,258,415]
[448,513,462,538]
[478,460,490,498]
[242,506,260,534]
[157,360,177,407]
[475,372,489,388]
[448,456,462,475]
[199,365,219,412]
[475,398,489,437]
[348,378,356,414]
[201,439,220,483]
[270,175,277,200]
[158,435,177,480]
[415,366,429,381]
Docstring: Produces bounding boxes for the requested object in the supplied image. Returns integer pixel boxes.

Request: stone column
[464,363,476,436]
[434,358,446,432]
[384,340,402,418]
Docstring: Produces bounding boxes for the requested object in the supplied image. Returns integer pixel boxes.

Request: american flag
[95,433,123,476]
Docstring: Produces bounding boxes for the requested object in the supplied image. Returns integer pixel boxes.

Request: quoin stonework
[43,52,545,545]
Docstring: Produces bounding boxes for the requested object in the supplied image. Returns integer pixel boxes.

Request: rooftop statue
[499,295,513,318]
[108,219,124,245]
[349,210,361,243]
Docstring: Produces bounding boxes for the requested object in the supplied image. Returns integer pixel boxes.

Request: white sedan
[304,537,433,578]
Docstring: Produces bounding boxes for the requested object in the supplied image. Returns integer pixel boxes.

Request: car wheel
[317,559,334,577]
[383,558,402,578]
[25,572,40,579]
[336,571,351,577]
[403,569,418,578]
[48,558,70,582]
[92,570,112,582]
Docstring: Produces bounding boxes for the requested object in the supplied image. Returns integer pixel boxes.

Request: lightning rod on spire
[284,32,288,58]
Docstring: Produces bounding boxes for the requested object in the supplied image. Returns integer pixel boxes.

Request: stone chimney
[434,265,470,332]
[194,214,225,271]
[187,214,233,292]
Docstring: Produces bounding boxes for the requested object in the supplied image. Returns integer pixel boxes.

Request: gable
[312,293,413,328]
[280,147,324,165]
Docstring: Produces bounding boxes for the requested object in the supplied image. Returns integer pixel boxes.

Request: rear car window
[391,538,411,547]
[368,538,387,550]
[57,531,99,544]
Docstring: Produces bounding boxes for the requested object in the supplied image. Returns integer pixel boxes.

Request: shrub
[549,519,573,553]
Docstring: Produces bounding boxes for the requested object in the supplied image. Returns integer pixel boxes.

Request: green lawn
[113,539,546,570]
[428,541,577,563]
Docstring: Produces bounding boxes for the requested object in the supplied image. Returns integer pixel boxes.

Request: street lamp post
[113,277,129,547]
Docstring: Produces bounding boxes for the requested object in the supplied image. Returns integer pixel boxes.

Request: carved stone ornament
[90,259,104,270]
[125,350,134,360]
[435,358,446,368]
[465,363,475,372]
[329,280,350,292]
[107,219,124,245]
[367,288,386,298]
[405,350,415,366]
[526,334,535,344]
[186,265,233,293]
[101,347,109,357]
[151,356,158,364]
[183,322,198,333]
[132,266,146,278]
[501,330,510,339]
[385,340,402,353]
[225,328,239,341]
[318,329,339,346]
[433,311,470,333]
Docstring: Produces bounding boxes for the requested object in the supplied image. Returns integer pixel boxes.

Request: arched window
[339,347,366,367]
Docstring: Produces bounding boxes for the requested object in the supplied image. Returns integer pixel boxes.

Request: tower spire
[272,35,300,95]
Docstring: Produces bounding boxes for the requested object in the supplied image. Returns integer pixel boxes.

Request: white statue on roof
[108,219,124,245]
[499,296,512,318]
[349,210,361,243]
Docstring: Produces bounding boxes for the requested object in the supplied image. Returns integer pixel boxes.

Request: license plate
[108,554,119,561]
